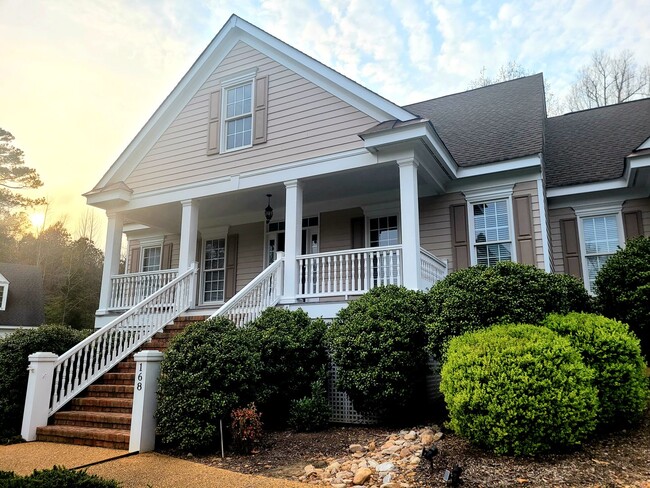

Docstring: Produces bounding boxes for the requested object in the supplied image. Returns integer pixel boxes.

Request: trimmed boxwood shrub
[543,312,649,429]
[156,317,261,451]
[440,324,598,456]
[427,262,590,359]
[0,466,120,487]
[325,285,434,418]
[0,325,89,440]
[594,236,650,357]
[248,308,328,426]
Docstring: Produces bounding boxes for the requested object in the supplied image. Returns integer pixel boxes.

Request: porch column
[398,158,421,290]
[283,179,303,302]
[179,199,199,272]
[97,211,123,318]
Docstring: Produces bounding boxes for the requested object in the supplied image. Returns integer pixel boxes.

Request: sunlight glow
[30,212,45,230]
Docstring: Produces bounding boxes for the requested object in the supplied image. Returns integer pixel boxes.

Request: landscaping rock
[432,432,444,442]
[376,462,395,473]
[349,444,367,453]
[353,467,373,485]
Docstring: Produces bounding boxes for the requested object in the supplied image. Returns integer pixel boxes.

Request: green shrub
[543,312,649,429]
[594,236,650,357]
[0,325,89,440]
[0,466,120,487]
[230,403,263,454]
[441,324,598,455]
[427,262,590,359]
[326,285,433,418]
[288,379,331,432]
[156,317,261,451]
[248,308,328,425]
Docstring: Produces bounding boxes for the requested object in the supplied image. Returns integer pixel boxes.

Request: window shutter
[128,247,141,274]
[225,234,239,300]
[623,211,644,240]
[560,218,582,278]
[450,204,470,270]
[161,243,173,270]
[350,217,365,249]
[253,76,268,145]
[513,195,536,265]
[207,89,221,154]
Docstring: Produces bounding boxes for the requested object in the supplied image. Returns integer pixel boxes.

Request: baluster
[52,364,61,407]
[396,250,402,285]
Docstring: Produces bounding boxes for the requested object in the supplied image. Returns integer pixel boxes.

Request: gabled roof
[90,14,414,193]
[404,74,546,167]
[0,263,44,327]
[545,98,650,188]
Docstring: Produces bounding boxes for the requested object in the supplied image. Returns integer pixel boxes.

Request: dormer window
[0,272,8,311]
[224,83,253,150]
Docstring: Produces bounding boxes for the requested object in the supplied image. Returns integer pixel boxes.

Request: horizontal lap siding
[229,222,264,293]
[623,198,650,237]
[513,181,545,269]
[320,208,364,253]
[125,41,378,194]
[548,207,577,275]
[419,193,466,272]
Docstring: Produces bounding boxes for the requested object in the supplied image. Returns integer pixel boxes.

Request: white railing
[48,264,198,416]
[296,246,402,299]
[419,247,448,290]
[210,253,284,327]
[109,269,178,310]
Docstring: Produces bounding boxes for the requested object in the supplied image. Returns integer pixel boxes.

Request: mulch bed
[169,408,650,487]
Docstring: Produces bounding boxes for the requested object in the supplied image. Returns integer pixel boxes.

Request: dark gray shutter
[207,89,221,154]
[253,76,268,145]
[560,218,582,278]
[623,211,644,240]
[513,195,536,265]
[161,243,173,270]
[128,247,141,273]
[451,204,470,270]
[350,217,365,249]
[225,235,239,300]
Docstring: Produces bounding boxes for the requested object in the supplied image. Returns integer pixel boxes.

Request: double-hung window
[0,272,8,311]
[224,83,252,151]
[203,238,226,303]
[578,212,623,291]
[141,246,162,272]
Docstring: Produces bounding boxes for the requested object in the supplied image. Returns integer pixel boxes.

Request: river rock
[353,467,373,485]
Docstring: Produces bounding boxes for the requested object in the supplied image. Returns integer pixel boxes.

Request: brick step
[51,411,131,430]
[36,425,129,450]
[69,397,133,413]
[111,361,136,373]
[86,384,134,398]
[101,373,135,385]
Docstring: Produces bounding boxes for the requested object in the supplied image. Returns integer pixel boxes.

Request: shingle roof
[0,263,44,327]
[545,98,650,188]
[403,74,546,167]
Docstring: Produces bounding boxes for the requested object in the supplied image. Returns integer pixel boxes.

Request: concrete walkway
[0,442,304,488]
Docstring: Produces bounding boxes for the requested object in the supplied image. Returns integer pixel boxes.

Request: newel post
[129,350,164,453]
[21,352,58,441]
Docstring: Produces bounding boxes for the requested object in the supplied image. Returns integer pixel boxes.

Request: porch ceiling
[122,162,436,234]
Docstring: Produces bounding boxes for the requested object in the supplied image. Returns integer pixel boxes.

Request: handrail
[419,247,448,291]
[210,253,284,327]
[419,247,447,270]
[49,263,198,415]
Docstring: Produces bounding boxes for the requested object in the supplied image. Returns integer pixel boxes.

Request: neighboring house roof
[545,98,650,188]
[403,74,546,167]
[0,263,44,327]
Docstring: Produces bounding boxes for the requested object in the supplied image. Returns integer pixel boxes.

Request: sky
[1,0,649,247]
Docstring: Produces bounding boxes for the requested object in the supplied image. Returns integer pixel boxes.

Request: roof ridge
[548,96,650,119]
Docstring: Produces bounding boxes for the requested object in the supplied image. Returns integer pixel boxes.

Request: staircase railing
[419,247,448,290]
[210,253,284,327]
[48,263,198,416]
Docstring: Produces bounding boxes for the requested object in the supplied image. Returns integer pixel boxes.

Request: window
[203,238,226,303]
[581,214,621,291]
[369,216,399,247]
[224,83,252,150]
[141,247,162,272]
[369,215,400,285]
[0,284,7,311]
[471,200,513,266]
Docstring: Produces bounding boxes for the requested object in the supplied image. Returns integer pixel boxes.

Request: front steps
[35,315,206,450]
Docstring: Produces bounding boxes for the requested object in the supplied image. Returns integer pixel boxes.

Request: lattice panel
[327,361,378,425]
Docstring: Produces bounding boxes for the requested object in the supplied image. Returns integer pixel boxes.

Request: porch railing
[296,245,402,299]
[109,269,179,310]
[210,253,284,327]
[419,247,448,290]
[48,264,197,416]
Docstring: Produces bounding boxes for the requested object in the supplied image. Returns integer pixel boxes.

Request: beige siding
[419,192,466,272]
[623,198,650,237]
[513,181,545,269]
[320,208,364,253]
[548,207,577,275]
[125,42,378,194]
[229,222,264,293]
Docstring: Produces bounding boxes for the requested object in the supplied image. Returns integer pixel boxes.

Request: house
[0,263,45,337]
[21,14,650,450]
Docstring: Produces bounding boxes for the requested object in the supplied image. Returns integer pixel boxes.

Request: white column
[179,199,199,272]
[282,180,302,302]
[97,212,124,318]
[398,158,421,290]
[129,350,164,453]
[21,352,58,441]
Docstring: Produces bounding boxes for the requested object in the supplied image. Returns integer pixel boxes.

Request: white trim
[219,68,258,88]
[573,202,624,218]
[536,177,552,272]
[140,245,163,273]
[221,77,255,153]
[0,283,8,311]
[456,154,542,178]
[139,237,164,248]
[463,184,515,202]
[637,136,650,150]
[199,235,228,306]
